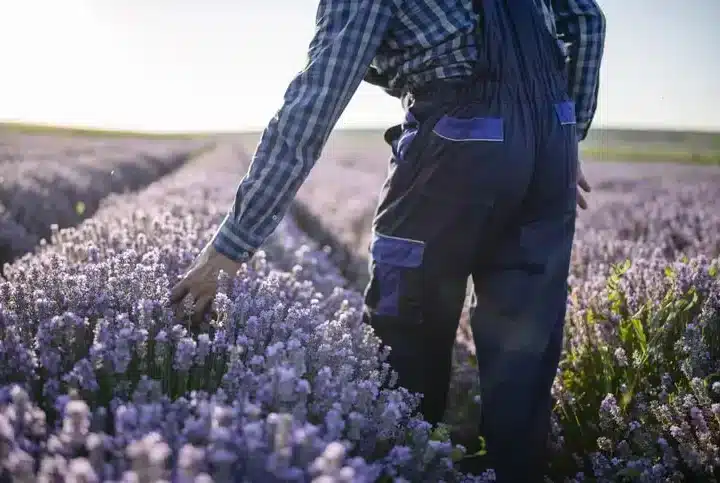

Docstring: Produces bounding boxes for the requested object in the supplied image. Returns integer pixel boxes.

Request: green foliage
[548,257,719,479]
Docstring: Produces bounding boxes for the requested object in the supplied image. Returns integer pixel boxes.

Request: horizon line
[2,121,719,138]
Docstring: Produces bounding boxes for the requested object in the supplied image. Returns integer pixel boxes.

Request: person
[170,0,605,480]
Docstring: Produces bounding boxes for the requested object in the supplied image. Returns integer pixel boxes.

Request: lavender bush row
[0,133,211,268]
[0,145,491,482]
[571,175,720,278]
[0,204,37,267]
[0,133,208,166]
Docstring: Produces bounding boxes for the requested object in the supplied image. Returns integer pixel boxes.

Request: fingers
[170,277,191,322]
[577,187,588,210]
[578,175,591,193]
[169,271,215,326]
[169,276,190,305]
[171,287,213,326]
[577,162,591,192]
[190,295,213,326]
[170,247,226,326]
[576,162,590,210]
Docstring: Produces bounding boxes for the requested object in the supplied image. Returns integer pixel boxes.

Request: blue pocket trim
[432,116,504,142]
[554,101,576,125]
[370,232,424,316]
[371,232,425,268]
[392,111,420,163]
[395,128,417,162]
[374,264,401,316]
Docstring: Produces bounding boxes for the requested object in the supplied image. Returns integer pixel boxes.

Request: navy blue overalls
[361,0,578,481]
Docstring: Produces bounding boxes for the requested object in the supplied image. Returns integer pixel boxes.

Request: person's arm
[551,0,606,141]
[212,0,396,261]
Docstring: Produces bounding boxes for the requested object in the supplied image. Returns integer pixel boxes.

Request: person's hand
[169,243,244,325]
[576,161,591,210]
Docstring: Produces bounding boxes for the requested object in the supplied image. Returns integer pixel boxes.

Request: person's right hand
[577,161,591,210]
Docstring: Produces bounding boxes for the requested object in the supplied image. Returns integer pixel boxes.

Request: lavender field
[0,127,718,482]
[0,131,210,268]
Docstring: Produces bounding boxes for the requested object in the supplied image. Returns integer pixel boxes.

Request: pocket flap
[432,115,504,142]
[554,101,576,125]
[370,232,425,268]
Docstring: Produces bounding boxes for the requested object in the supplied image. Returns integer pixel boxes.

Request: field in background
[235,127,720,166]
[4,122,719,165]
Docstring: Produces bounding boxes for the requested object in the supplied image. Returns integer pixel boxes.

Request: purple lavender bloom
[0,138,718,481]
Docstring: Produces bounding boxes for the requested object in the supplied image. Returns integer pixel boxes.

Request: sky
[0,0,718,133]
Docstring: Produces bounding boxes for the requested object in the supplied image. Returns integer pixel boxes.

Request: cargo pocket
[370,231,425,317]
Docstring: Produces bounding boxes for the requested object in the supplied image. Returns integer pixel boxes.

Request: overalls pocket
[369,231,425,317]
[412,110,506,205]
[553,100,576,126]
[553,99,580,198]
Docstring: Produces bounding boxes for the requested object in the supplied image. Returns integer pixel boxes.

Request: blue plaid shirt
[213,0,606,262]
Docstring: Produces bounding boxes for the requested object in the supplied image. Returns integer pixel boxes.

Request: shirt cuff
[211,212,260,262]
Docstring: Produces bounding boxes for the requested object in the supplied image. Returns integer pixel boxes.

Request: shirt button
[272,214,279,221]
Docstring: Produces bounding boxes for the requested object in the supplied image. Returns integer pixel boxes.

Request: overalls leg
[468,0,579,480]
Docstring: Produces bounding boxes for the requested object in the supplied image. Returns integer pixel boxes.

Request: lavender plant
[1,135,719,481]
[0,146,491,482]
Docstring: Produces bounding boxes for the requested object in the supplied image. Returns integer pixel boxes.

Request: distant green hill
[580,128,720,164]
[584,128,720,150]
[2,122,718,165]
[0,122,213,140]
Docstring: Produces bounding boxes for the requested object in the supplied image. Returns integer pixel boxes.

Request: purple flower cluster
[0,132,210,268]
[2,131,719,481]
[0,144,493,482]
